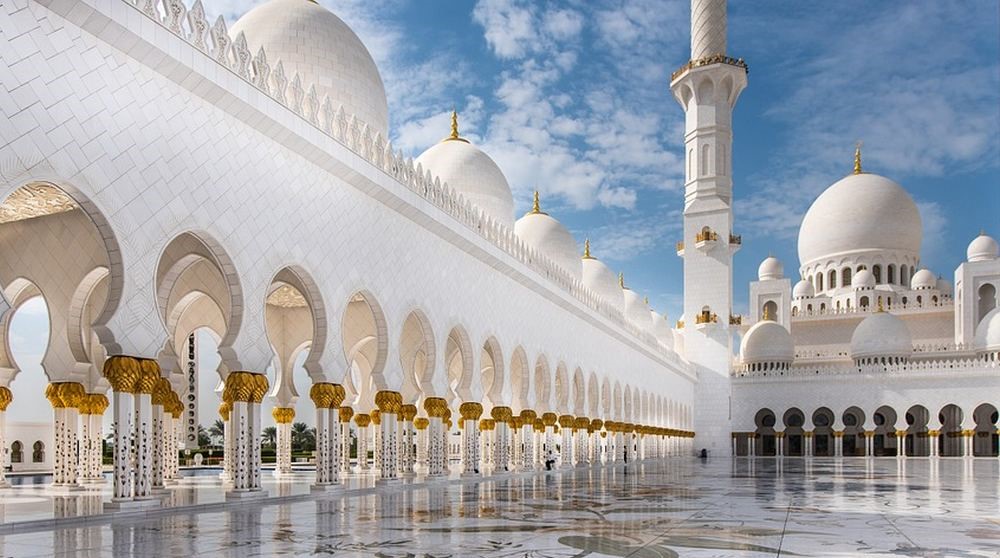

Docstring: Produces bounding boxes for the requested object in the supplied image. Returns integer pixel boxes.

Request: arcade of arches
[0,182,693,507]
[736,404,1000,458]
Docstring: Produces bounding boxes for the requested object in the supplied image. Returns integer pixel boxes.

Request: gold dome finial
[528,190,547,215]
[762,305,773,321]
[853,141,863,174]
[618,272,625,289]
[583,238,593,259]
[644,296,649,306]
[443,109,468,143]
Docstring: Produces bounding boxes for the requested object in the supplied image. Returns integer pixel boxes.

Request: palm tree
[209,419,225,446]
[291,422,309,451]
[197,424,211,448]
[261,426,277,448]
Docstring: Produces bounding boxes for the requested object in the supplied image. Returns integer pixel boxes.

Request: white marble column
[110,389,134,501]
[46,382,85,488]
[272,407,294,477]
[150,384,167,492]
[400,405,417,476]
[414,418,429,472]
[575,420,589,466]
[519,411,537,470]
[327,406,342,484]
[221,405,234,482]
[929,430,940,457]
[374,391,402,481]
[459,402,483,475]
[0,387,10,488]
[897,431,907,458]
[425,413,445,475]
[492,407,513,472]
[339,407,354,474]
[559,416,574,468]
[591,425,603,465]
[314,406,331,486]
[355,414,371,471]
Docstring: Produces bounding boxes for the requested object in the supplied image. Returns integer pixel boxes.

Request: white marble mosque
[0,0,997,555]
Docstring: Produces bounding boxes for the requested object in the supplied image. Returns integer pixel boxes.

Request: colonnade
[734,429,993,459]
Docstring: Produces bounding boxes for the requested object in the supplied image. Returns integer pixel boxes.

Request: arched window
[762,300,778,321]
[820,303,826,312]
[916,295,923,305]
[701,144,710,176]
[32,441,44,463]
[828,270,837,289]
[856,264,867,273]
[10,441,22,463]
[815,273,824,292]
[887,264,896,284]
[842,268,852,287]
[900,265,908,284]
[836,300,841,310]
[873,265,882,284]
[687,148,693,181]
[902,296,908,306]
[860,296,870,309]
[978,283,997,323]
[846,298,852,308]
[807,304,813,312]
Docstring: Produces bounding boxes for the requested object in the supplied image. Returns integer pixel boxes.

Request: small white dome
[793,279,814,299]
[967,233,999,262]
[853,269,875,289]
[850,311,912,359]
[740,320,794,364]
[582,251,623,311]
[650,311,674,350]
[935,277,953,296]
[974,307,1000,353]
[798,171,921,270]
[514,195,581,280]
[416,116,515,227]
[758,256,784,281]
[231,0,389,137]
[623,288,650,329]
[910,268,936,290]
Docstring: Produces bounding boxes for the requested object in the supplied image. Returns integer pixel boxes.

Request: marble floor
[0,458,998,557]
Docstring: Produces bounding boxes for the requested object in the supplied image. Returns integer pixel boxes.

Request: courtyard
[0,457,997,557]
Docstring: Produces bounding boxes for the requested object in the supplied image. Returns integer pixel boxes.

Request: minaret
[670,0,747,456]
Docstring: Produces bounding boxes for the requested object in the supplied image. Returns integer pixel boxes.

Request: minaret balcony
[695,310,719,329]
[695,229,719,252]
[675,241,685,256]
[729,234,742,253]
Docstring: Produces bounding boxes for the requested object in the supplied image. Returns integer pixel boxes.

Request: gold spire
[618,272,625,289]
[853,141,863,174]
[527,190,547,215]
[582,238,593,259]
[644,296,649,306]
[442,109,469,143]
[762,305,773,321]
[876,298,885,313]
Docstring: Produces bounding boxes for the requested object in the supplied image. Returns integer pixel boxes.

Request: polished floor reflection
[1,458,998,557]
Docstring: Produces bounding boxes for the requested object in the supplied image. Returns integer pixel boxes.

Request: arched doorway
[811,407,835,457]
[782,408,805,456]
[754,408,776,456]
[904,405,930,457]
[973,403,998,457]
[938,404,964,457]
[842,407,866,456]
[872,406,898,456]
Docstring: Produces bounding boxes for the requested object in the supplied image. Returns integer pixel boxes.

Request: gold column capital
[0,386,12,411]
[541,412,557,427]
[102,355,143,393]
[339,405,354,422]
[414,417,429,430]
[558,414,574,428]
[354,413,371,427]
[459,401,483,421]
[423,397,449,418]
[136,359,161,395]
[491,406,513,423]
[272,407,295,424]
[218,401,231,422]
[519,409,537,422]
[400,403,418,421]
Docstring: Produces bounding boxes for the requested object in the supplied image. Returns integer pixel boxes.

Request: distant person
[699,448,708,459]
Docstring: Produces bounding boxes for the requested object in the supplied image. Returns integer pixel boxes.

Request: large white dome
[798,171,921,269]
[973,307,1000,354]
[622,288,650,329]
[231,0,389,137]
[740,320,794,364]
[581,241,623,310]
[415,114,515,227]
[850,311,912,360]
[793,279,814,299]
[514,194,581,279]
[967,233,999,262]
[758,256,783,281]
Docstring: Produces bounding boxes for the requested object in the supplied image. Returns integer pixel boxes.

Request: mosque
[0,0,995,511]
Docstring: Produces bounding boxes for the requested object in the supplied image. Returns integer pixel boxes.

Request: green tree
[209,419,225,446]
[262,426,277,448]
[292,422,308,451]
[197,424,211,448]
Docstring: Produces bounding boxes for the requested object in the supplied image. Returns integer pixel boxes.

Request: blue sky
[274,0,997,319]
[4,1,999,424]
